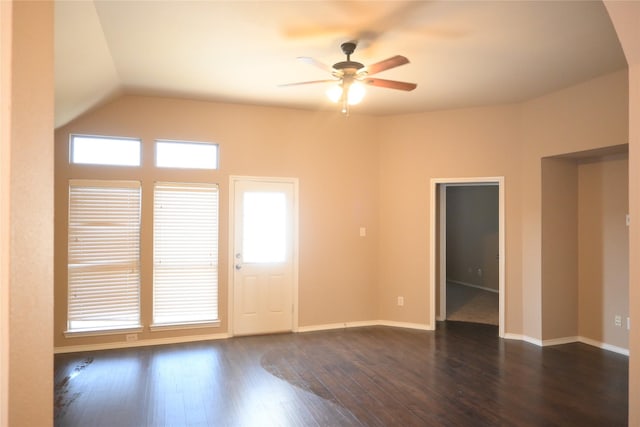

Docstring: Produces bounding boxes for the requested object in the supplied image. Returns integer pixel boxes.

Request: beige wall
[2,1,54,425]
[446,186,499,290]
[602,3,640,421]
[628,62,640,427]
[0,1,10,423]
[54,96,380,348]
[578,154,629,349]
[541,158,579,340]
[629,62,640,427]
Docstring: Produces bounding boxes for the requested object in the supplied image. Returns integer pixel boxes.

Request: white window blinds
[67,180,141,332]
[153,182,219,326]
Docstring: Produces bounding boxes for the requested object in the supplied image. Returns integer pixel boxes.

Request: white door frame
[228,175,299,336]
[429,177,505,337]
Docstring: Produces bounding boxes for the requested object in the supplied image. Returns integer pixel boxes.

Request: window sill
[150,320,221,332]
[64,325,143,338]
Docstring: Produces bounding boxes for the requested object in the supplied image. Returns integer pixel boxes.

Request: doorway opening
[430,177,505,337]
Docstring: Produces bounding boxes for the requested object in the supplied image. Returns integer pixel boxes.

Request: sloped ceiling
[55,0,626,128]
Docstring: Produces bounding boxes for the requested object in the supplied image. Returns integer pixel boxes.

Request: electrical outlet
[615,315,622,327]
[126,333,138,342]
[628,317,631,330]
[397,296,404,307]
[477,268,482,277]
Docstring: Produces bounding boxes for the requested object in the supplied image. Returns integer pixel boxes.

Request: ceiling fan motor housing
[333,60,364,72]
[334,41,364,73]
[341,41,357,55]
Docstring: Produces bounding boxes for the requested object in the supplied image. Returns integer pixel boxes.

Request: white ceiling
[55,0,626,128]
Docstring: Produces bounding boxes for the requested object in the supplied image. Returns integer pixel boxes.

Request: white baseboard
[541,335,629,356]
[297,320,432,333]
[54,332,231,354]
[503,333,543,346]
[296,320,379,333]
[503,332,526,341]
[542,336,580,346]
[503,333,629,356]
[578,336,629,356]
[377,320,434,330]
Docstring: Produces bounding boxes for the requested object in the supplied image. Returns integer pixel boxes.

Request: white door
[231,178,296,335]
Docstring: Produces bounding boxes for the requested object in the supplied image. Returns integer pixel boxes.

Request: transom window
[70,135,141,166]
[156,140,219,169]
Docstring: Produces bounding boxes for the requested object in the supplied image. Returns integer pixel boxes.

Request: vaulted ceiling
[55,1,626,128]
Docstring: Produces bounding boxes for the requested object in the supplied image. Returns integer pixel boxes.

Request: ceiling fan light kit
[326,81,366,108]
[281,41,417,115]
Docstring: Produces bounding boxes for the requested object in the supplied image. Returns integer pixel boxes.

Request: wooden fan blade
[278,79,337,87]
[297,57,334,73]
[365,55,410,75]
[364,78,417,91]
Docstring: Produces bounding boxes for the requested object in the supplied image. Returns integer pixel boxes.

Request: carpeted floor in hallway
[446,281,499,325]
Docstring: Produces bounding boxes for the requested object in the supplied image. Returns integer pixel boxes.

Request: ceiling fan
[280,41,417,114]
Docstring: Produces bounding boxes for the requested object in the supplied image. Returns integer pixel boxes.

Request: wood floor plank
[54,322,628,426]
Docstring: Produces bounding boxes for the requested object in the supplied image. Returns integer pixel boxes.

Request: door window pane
[242,192,286,263]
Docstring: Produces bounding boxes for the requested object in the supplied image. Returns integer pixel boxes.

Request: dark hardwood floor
[54,322,628,426]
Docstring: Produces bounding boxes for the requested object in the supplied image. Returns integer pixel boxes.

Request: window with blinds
[67,180,141,333]
[153,182,219,326]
